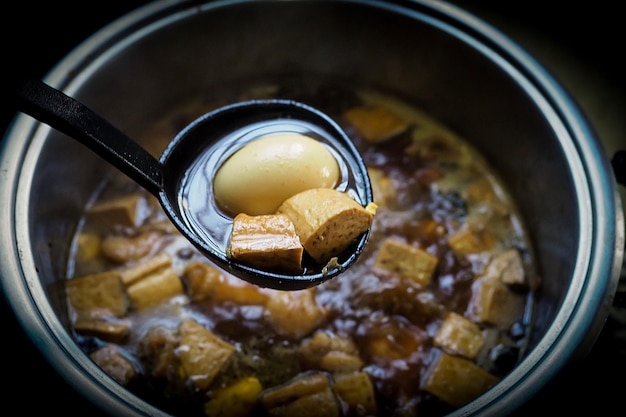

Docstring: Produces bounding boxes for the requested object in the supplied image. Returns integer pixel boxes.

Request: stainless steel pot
[1,1,623,416]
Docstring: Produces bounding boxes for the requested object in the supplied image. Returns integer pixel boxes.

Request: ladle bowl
[13,78,373,290]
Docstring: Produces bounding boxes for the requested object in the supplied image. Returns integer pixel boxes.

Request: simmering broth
[66,80,538,416]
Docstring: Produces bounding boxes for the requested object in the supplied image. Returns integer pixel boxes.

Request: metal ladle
[13,79,373,291]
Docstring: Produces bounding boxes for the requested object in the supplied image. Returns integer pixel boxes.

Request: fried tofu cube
[204,376,263,417]
[374,238,438,286]
[85,193,149,228]
[465,275,526,328]
[74,232,102,263]
[139,326,179,379]
[74,317,131,344]
[101,231,161,264]
[447,227,494,257]
[278,188,375,264]
[119,252,172,286]
[265,288,326,339]
[229,213,304,273]
[183,261,270,306]
[343,105,410,143]
[332,371,377,416]
[433,312,484,360]
[300,330,361,369]
[182,261,222,302]
[260,371,341,417]
[421,350,499,408]
[125,267,183,311]
[485,249,526,286]
[367,167,396,207]
[89,344,138,386]
[67,271,129,317]
[320,351,364,374]
[178,319,235,391]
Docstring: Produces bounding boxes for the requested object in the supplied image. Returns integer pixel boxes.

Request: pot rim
[1,1,623,416]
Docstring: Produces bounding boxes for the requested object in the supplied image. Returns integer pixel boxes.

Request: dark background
[1,1,625,415]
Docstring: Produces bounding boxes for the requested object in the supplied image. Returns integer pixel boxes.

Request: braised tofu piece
[204,376,263,417]
[421,350,499,408]
[178,319,236,391]
[434,312,484,360]
[89,344,138,386]
[485,249,526,286]
[265,288,327,339]
[465,275,526,328]
[74,317,131,344]
[278,188,376,263]
[74,232,102,263]
[183,261,270,305]
[374,238,438,287]
[125,267,183,311]
[447,227,494,257]
[260,371,341,417]
[139,326,180,380]
[368,167,396,207]
[362,320,423,361]
[332,371,377,416]
[300,330,363,373]
[343,105,410,143]
[182,261,221,302]
[319,351,364,374]
[229,213,304,273]
[101,231,162,264]
[86,193,150,228]
[119,252,172,286]
[67,271,129,317]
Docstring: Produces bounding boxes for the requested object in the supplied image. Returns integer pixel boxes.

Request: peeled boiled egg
[213,132,340,216]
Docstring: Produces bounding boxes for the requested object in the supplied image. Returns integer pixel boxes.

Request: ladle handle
[13,79,163,196]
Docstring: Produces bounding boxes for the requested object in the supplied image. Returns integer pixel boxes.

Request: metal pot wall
[1,0,623,416]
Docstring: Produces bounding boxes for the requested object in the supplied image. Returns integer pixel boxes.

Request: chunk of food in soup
[277,188,377,264]
[66,82,538,417]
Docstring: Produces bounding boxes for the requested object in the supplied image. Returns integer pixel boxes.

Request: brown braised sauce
[66,81,537,417]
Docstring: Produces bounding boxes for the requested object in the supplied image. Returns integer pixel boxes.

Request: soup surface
[66,81,538,417]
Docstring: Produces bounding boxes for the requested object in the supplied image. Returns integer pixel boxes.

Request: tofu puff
[229,188,376,273]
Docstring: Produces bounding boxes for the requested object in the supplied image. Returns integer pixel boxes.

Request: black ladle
[13,79,373,291]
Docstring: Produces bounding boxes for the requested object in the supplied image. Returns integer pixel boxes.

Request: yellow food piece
[66,271,129,317]
[119,252,172,286]
[265,288,326,339]
[85,193,149,228]
[183,261,270,305]
[229,213,304,273]
[277,188,375,263]
[204,376,263,417]
[433,312,484,360]
[332,372,377,416]
[213,133,340,216]
[464,274,526,329]
[421,350,499,408]
[89,344,138,386]
[74,318,131,344]
[125,267,183,311]
[260,371,341,417]
[75,232,102,262]
[178,318,235,391]
[343,105,409,143]
[374,238,439,287]
[485,249,526,286]
[447,227,494,257]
